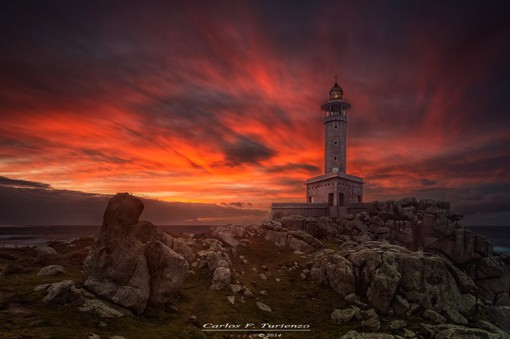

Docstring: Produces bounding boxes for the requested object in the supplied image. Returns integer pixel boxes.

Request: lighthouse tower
[305,79,364,215]
[269,78,365,220]
[322,78,350,174]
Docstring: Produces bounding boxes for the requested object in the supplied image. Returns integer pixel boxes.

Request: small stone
[361,317,380,331]
[165,305,179,313]
[227,296,235,305]
[259,290,267,296]
[403,329,417,338]
[300,273,307,280]
[275,278,281,282]
[256,301,272,312]
[259,273,267,280]
[388,319,407,330]
[230,284,242,294]
[423,309,446,324]
[444,308,468,325]
[331,308,355,324]
[37,265,65,276]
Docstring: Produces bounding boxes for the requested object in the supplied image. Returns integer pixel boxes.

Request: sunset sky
[1,0,509,225]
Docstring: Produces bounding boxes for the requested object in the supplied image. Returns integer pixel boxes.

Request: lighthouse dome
[329,81,343,100]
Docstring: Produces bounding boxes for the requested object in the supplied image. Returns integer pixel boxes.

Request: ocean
[0,225,213,248]
[0,225,509,256]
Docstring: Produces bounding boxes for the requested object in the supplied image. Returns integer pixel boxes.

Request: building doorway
[338,193,345,206]
[328,193,334,206]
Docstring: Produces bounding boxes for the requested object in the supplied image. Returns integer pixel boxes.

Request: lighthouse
[269,78,364,219]
[305,79,364,215]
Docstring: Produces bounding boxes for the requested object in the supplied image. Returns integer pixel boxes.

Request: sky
[0,0,509,225]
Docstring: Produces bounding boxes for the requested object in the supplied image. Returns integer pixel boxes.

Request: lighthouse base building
[270,80,366,219]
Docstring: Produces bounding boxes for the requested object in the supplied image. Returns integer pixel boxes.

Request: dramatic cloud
[0,180,267,225]
[0,1,509,224]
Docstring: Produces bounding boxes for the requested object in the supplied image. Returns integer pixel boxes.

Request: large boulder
[145,241,189,307]
[313,242,478,319]
[83,193,192,314]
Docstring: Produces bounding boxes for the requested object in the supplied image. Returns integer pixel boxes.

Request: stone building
[270,79,365,219]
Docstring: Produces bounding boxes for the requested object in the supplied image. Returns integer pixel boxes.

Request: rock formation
[82,193,193,314]
[29,194,509,336]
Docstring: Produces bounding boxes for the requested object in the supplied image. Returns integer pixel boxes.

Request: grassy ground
[0,236,415,338]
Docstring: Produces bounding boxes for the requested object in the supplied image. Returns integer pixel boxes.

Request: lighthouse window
[334,140,338,145]
[334,124,338,128]
[334,156,338,161]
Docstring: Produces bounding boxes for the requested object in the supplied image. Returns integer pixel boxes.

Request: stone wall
[269,202,369,220]
[269,203,328,219]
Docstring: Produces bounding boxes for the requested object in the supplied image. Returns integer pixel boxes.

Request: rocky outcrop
[36,280,132,318]
[274,198,510,308]
[83,193,193,314]
[312,242,477,320]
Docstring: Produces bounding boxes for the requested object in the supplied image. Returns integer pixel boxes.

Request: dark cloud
[448,185,510,217]
[0,178,267,225]
[219,202,252,208]
[80,149,130,164]
[265,163,320,174]
[222,136,275,165]
[0,176,51,189]
[419,178,436,187]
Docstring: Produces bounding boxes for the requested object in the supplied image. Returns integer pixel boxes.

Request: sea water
[0,225,212,248]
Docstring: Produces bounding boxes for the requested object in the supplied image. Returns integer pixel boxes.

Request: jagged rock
[78,299,125,318]
[230,284,242,294]
[264,230,287,247]
[444,308,468,324]
[36,246,58,263]
[42,280,84,305]
[423,309,446,324]
[211,267,231,290]
[465,256,510,304]
[256,301,272,312]
[422,322,509,338]
[366,261,401,313]
[210,226,240,247]
[361,317,380,331]
[83,193,192,315]
[331,308,355,324]
[487,305,510,333]
[206,252,222,270]
[388,319,407,330]
[312,254,356,298]
[314,241,477,319]
[145,241,189,307]
[37,265,65,276]
[392,294,411,316]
